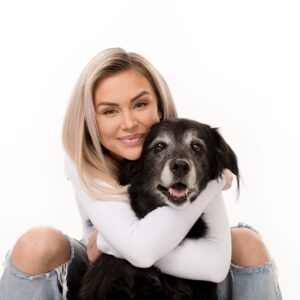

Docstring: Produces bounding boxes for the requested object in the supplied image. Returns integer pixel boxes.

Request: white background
[0,1,299,298]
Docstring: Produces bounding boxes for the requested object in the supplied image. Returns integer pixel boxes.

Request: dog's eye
[154,142,167,153]
[191,141,204,153]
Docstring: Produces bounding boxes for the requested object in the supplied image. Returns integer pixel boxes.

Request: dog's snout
[170,159,190,177]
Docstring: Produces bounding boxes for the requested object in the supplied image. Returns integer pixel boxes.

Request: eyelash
[134,101,148,109]
[102,101,148,115]
[103,109,117,115]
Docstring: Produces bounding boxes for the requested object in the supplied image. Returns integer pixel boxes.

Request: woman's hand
[222,169,234,191]
[87,230,102,263]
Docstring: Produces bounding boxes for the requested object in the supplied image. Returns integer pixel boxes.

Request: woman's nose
[120,111,138,130]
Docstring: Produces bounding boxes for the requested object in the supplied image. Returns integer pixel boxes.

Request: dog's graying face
[119,118,239,209]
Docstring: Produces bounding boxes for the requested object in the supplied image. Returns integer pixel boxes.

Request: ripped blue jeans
[0,238,87,300]
[217,223,282,300]
[0,224,282,300]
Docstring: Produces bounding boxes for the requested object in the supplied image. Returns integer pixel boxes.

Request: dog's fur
[79,118,240,300]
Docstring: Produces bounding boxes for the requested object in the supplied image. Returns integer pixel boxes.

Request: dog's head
[119,118,239,209]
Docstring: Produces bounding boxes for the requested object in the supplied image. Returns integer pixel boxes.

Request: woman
[0,48,282,300]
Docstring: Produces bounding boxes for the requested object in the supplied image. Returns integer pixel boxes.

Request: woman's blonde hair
[62,48,178,201]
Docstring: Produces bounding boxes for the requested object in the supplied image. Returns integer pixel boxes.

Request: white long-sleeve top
[65,156,231,282]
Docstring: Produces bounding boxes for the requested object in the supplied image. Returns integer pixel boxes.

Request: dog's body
[80,118,239,300]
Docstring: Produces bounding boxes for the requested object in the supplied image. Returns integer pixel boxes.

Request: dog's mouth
[157,182,191,203]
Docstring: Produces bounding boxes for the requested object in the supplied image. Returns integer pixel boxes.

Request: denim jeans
[0,225,282,300]
[0,238,88,300]
[217,223,282,300]
[217,259,282,300]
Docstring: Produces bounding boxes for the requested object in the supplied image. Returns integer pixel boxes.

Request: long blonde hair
[62,48,178,200]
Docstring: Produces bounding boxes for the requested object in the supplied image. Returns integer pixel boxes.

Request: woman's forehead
[94,69,155,106]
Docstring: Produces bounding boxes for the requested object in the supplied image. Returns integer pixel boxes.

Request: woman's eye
[103,109,117,115]
[134,101,148,109]
[191,141,204,153]
[154,142,167,153]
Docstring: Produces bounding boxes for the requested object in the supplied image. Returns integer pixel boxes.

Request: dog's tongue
[168,183,188,198]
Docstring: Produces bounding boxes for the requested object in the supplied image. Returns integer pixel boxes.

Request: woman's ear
[158,111,163,120]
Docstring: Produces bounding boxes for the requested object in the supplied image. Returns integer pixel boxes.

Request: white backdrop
[0,1,299,298]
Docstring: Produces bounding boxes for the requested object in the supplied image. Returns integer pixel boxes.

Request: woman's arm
[65,156,225,268]
[96,193,231,282]
[155,193,231,283]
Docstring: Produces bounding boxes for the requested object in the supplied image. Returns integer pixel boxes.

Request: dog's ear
[211,128,240,191]
[118,159,142,186]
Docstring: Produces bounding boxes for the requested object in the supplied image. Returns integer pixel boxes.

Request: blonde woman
[0,48,282,300]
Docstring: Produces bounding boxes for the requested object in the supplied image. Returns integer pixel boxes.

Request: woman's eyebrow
[95,90,150,108]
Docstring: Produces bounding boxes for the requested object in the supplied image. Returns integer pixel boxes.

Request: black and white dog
[80,118,240,300]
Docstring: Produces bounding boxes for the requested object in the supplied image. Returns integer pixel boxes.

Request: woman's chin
[121,147,142,161]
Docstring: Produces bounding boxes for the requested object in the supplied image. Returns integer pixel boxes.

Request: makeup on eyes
[98,98,150,116]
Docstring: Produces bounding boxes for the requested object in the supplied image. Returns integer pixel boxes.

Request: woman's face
[94,69,161,160]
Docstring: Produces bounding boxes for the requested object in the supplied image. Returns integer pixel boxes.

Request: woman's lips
[118,133,145,146]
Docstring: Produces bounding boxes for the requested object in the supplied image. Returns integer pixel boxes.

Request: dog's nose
[170,159,190,177]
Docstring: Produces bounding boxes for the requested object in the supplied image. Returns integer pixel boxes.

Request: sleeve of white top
[154,193,231,282]
[65,156,225,268]
[96,193,231,282]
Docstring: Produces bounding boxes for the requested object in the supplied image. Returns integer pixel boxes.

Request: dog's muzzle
[157,158,194,206]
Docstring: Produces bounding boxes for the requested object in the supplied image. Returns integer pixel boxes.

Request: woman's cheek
[145,109,160,126]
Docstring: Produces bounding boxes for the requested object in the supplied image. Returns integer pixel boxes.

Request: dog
[79,118,240,300]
